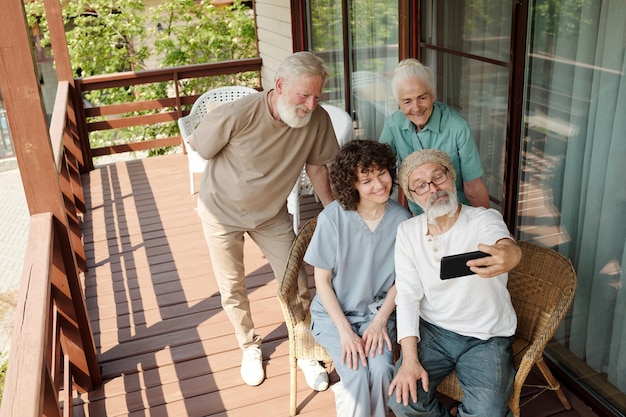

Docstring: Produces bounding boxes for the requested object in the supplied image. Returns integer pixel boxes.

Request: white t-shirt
[395,205,517,341]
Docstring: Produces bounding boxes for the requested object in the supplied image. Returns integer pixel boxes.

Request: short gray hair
[275,51,331,84]
[391,58,436,102]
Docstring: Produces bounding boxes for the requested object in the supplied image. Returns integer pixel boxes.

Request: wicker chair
[437,240,577,417]
[277,217,331,416]
[177,86,258,194]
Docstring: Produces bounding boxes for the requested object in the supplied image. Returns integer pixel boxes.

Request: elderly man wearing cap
[387,149,522,417]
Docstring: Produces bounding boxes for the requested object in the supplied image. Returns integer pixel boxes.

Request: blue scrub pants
[312,316,396,417]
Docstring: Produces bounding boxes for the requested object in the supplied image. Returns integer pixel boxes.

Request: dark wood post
[43,0,94,171]
[0,0,101,394]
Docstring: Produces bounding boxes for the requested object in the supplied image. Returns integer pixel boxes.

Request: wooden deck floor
[74,153,600,417]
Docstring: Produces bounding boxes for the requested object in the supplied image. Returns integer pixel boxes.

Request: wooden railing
[74,58,262,170]
[0,59,263,416]
[0,81,101,417]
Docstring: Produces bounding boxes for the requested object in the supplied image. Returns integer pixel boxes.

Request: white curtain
[525,0,626,392]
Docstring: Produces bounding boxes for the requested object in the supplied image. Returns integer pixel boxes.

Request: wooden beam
[0,1,64,219]
[43,0,74,82]
[0,214,54,417]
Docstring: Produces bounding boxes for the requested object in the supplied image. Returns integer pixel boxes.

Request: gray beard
[277,95,312,128]
[425,190,459,224]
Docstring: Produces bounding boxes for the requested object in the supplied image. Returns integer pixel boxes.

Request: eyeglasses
[409,169,449,196]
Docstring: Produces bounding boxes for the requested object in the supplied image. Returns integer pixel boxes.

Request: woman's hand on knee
[362,320,392,357]
[340,330,367,370]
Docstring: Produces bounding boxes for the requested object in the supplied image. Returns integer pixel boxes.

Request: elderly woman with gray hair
[379,58,490,216]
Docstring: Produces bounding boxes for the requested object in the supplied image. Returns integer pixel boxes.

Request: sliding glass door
[518,1,626,413]
[418,0,513,210]
[304,0,626,413]
[307,0,399,140]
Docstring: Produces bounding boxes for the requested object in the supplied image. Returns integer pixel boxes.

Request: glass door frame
[290,0,412,114]
[291,0,526,232]
[411,0,528,234]
[292,1,624,414]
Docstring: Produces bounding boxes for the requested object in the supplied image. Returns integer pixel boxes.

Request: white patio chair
[178,86,258,194]
[287,104,354,232]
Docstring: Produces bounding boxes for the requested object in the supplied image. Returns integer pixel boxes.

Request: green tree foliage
[64,0,149,77]
[24,0,257,156]
[152,0,257,96]
[26,0,149,106]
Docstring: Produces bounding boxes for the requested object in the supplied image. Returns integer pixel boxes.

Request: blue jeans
[388,321,515,417]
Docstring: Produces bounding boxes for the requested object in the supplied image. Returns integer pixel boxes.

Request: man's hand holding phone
[440,251,489,279]
[466,240,522,278]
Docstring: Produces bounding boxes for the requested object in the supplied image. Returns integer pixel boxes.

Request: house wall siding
[255,0,293,90]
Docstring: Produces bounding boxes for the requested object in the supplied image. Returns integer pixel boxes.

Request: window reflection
[308,0,399,140]
[519,1,626,413]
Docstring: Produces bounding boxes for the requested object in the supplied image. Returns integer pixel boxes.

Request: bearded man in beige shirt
[189,51,340,389]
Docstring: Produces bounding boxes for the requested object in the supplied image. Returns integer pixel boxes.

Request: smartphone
[440,250,490,280]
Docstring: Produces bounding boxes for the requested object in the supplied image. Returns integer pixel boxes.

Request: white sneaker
[297,358,329,391]
[241,346,264,386]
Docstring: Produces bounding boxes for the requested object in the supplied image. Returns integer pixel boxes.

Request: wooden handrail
[73,58,263,169]
[0,214,54,417]
[0,213,101,417]
[49,81,86,272]
[0,79,102,416]
[49,81,69,168]
[76,58,263,91]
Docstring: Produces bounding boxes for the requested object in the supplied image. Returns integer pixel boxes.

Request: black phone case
[440,250,490,280]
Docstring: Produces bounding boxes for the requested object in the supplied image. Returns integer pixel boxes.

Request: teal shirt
[379,101,484,214]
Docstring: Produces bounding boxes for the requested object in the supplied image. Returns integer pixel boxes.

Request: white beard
[276,95,313,128]
[425,190,459,224]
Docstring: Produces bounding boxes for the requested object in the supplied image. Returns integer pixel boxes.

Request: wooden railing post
[0,214,56,417]
[42,0,94,174]
[0,2,101,414]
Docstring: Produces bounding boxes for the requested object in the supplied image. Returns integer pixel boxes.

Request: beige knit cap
[399,149,457,202]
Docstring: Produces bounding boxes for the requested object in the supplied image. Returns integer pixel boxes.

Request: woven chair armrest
[277,217,318,324]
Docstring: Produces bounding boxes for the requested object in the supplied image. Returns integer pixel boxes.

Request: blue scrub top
[304,199,411,323]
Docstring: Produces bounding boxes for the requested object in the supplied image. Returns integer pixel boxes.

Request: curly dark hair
[330,140,397,210]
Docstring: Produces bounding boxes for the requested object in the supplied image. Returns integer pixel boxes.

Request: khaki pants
[198,204,310,349]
